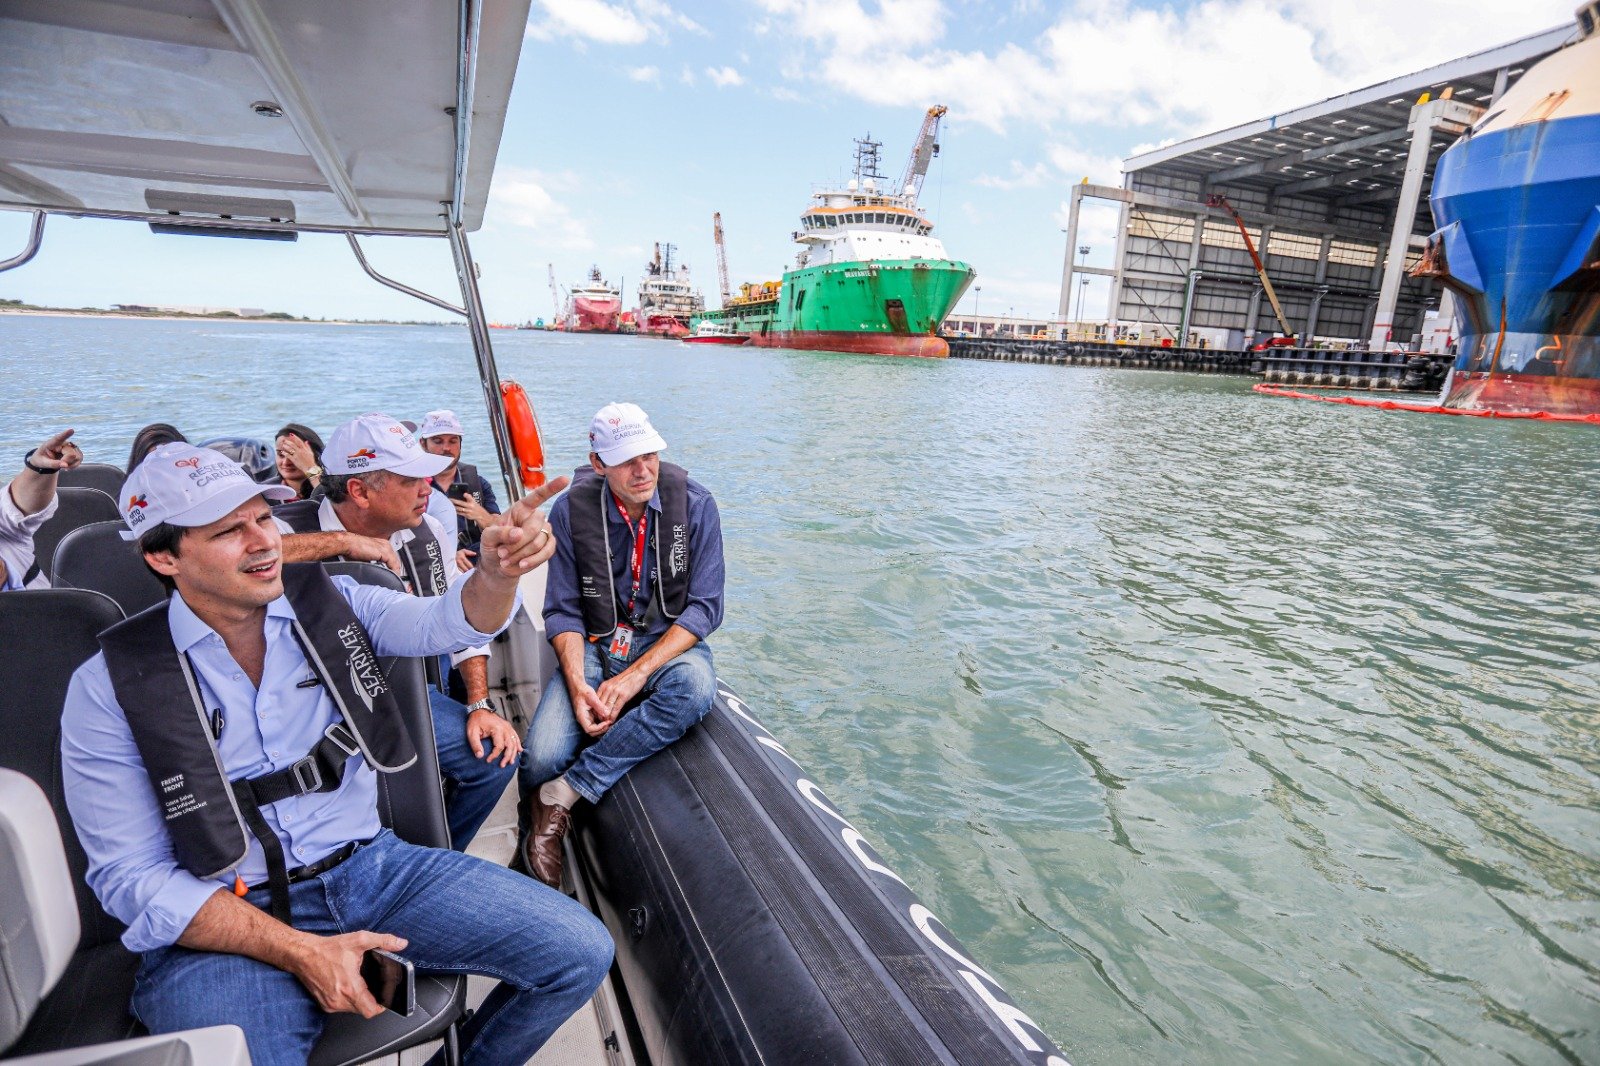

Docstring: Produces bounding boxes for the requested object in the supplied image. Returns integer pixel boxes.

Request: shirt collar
[167,589,295,652]
[604,485,661,523]
[325,496,415,547]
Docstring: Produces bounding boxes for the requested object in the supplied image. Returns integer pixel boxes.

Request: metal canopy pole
[0,211,45,274]
[345,234,466,317]
[448,0,520,504]
[448,223,519,505]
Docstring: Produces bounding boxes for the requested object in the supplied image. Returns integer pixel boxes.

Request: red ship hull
[571,297,621,333]
[1444,371,1600,417]
[638,313,691,339]
[748,330,948,358]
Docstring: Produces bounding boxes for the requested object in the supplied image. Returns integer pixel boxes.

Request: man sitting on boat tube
[520,402,725,888]
[272,413,521,851]
[59,443,612,1065]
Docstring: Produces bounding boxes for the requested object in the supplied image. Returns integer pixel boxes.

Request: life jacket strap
[237,722,360,808]
[227,721,360,925]
[231,787,294,926]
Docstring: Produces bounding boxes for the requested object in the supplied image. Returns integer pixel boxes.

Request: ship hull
[750,330,949,358]
[571,297,621,333]
[699,259,974,358]
[1427,55,1600,416]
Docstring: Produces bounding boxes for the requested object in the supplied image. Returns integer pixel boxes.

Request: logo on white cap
[120,443,295,541]
[589,402,667,467]
[323,413,452,478]
[418,410,464,439]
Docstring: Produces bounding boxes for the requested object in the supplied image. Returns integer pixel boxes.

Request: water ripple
[6,319,1598,1064]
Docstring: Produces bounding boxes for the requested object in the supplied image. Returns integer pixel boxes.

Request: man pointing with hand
[60,442,610,1065]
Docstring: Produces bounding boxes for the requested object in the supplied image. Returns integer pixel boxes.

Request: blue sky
[0,0,1575,325]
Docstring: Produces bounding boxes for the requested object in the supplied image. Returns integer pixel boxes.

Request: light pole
[974,285,982,334]
[1073,245,1090,327]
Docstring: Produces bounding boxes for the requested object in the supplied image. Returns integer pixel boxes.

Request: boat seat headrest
[51,521,167,619]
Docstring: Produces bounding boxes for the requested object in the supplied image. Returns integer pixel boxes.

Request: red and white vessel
[636,242,704,339]
[682,319,749,346]
[567,266,622,333]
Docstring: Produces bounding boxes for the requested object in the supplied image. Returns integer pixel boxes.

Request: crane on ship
[547,263,564,326]
[712,211,731,306]
[1204,194,1297,346]
[897,104,948,207]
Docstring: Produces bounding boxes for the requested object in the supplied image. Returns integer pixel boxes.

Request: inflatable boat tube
[573,679,1070,1065]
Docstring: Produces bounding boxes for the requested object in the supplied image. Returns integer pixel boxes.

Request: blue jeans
[431,665,516,849]
[519,638,716,803]
[131,830,612,1066]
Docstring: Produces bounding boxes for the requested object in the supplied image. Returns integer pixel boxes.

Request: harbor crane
[1204,194,1296,345]
[897,104,948,206]
[547,263,563,323]
[712,211,731,306]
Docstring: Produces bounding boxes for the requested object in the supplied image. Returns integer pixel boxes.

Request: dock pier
[944,337,1450,392]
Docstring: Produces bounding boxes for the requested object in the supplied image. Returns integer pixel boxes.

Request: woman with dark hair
[125,423,186,473]
[274,422,325,499]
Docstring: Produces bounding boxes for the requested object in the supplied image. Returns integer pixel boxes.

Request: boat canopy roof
[0,0,532,235]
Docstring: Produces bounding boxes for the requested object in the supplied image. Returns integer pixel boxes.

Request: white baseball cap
[418,410,464,439]
[120,443,295,541]
[323,413,452,478]
[588,402,667,466]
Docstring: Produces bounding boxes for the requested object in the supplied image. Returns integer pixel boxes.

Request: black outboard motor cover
[197,437,280,484]
[574,680,1068,1066]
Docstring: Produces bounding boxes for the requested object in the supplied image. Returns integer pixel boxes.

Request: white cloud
[706,65,746,88]
[486,168,595,251]
[754,0,1576,136]
[627,65,660,83]
[973,161,1049,189]
[526,0,702,45]
[679,65,697,85]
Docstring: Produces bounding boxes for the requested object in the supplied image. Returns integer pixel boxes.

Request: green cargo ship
[695,109,975,358]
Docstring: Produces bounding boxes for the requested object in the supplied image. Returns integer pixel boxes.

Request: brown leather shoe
[521,792,572,889]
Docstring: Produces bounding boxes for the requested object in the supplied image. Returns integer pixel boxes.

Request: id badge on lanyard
[610,496,647,662]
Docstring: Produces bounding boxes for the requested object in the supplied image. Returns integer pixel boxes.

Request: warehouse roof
[1123,24,1577,211]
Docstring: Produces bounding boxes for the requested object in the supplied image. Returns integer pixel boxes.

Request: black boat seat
[50,522,167,619]
[27,488,121,587]
[0,589,137,1057]
[0,574,464,1065]
[56,464,125,499]
[308,562,466,1066]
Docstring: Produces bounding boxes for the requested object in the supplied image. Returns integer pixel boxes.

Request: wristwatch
[22,449,56,475]
[303,464,323,479]
[465,698,494,714]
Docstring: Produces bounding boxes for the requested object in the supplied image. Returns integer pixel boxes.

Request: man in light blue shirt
[60,443,609,1065]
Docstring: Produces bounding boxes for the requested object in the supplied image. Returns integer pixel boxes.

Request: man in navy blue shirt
[519,403,724,888]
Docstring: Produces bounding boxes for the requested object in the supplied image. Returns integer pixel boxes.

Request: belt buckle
[290,755,323,794]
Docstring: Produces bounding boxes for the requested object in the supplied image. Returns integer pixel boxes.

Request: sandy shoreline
[0,307,443,326]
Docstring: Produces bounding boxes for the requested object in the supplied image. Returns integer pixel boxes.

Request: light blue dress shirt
[61,573,515,952]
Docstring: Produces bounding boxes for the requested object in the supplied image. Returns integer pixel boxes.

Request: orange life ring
[500,380,547,490]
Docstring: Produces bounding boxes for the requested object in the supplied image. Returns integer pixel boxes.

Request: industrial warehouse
[1046,23,1578,353]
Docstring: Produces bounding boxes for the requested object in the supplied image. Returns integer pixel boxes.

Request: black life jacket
[98,563,417,924]
[275,499,448,599]
[568,462,691,638]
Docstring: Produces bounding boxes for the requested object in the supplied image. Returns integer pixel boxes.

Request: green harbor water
[5,315,1598,1064]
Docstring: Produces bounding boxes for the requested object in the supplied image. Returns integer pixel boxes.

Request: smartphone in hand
[361,948,416,1016]
[445,482,472,502]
